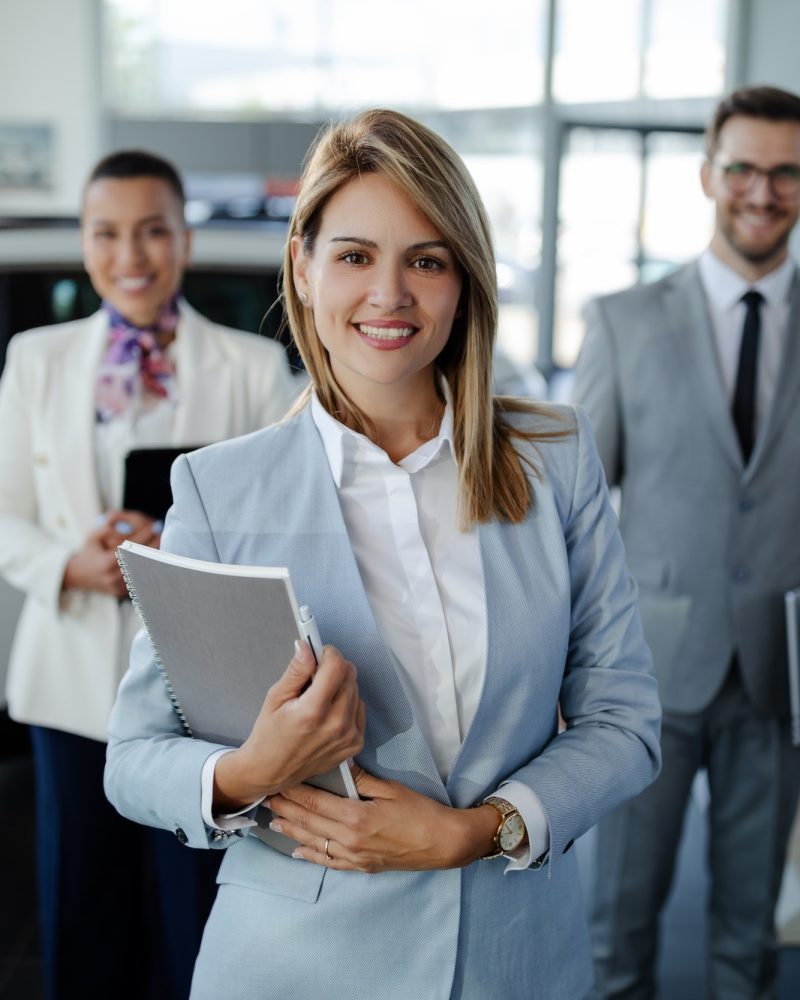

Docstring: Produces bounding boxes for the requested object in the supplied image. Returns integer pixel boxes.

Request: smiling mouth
[356,323,417,340]
[116,276,153,291]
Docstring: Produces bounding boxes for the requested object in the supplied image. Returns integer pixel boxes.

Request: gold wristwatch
[480,796,527,859]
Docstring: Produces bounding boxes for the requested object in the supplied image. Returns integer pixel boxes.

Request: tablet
[122,446,206,522]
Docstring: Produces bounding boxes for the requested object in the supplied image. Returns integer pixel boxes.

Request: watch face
[498,813,526,852]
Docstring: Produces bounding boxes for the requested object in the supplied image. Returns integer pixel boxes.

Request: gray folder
[116,540,357,854]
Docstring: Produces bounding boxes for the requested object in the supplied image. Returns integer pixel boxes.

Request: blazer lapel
[662,263,743,471]
[446,511,569,807]
[267,412,448,801]
[172,301,235,444]
[744,267,800,481]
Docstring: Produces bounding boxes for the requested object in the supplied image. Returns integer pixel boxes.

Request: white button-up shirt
[698,248,793,432]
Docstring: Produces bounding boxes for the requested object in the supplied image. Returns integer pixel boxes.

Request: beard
[719,209,794,267]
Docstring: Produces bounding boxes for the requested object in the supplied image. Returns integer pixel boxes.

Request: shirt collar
[310,375,454,487]
[698,248,794,313]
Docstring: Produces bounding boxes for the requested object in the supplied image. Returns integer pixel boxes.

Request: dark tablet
[122,446,206,522]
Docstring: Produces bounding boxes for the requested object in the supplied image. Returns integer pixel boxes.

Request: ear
[290,235,310,302]
[700,158,713,199]
[181,226,193,267]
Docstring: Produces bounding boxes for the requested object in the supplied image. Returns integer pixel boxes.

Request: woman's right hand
[212,641,366,813]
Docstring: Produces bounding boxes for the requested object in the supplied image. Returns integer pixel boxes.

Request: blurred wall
[108,119,322,179]
[0,0,102,215]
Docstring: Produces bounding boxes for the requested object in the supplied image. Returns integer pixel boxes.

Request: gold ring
[324,837,333,861]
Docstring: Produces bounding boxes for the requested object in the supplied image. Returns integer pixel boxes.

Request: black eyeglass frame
[711,157,800,200]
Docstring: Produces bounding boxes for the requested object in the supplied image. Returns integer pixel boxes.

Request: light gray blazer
[105,403,660,1000]
[574,261,800,715]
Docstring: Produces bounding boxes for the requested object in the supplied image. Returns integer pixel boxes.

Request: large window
[104,0,731,378]
[553,126,712,368]
[554,0,727,103]
[105,0,546,116]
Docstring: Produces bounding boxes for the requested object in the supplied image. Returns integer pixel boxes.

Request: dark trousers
[30,725,222,1000]
[590,666,800,1000]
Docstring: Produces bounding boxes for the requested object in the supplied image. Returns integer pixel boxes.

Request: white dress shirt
[698,249,793,433]
[204,386,550,868]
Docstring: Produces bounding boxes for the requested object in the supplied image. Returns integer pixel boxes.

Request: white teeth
[358,324,415,339]
[116,276,151,291]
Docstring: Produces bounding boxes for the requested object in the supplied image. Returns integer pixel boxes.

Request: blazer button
[732,566,749,582]
[739,498,753,511]
[175,827,188,845]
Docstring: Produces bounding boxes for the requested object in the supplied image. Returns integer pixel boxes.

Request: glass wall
[105,0,546,115]
[552,126,712,367]
[104,0,730,377]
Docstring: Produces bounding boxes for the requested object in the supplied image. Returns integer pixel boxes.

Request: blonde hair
[283,108,570,528]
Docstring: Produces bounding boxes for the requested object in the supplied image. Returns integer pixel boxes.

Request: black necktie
[732,290,763,463]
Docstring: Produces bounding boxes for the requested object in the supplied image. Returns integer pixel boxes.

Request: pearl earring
[300,292,308,304]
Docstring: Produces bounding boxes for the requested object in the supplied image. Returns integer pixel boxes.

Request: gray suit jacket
[105,404,659,1000]
[574,261,800,715]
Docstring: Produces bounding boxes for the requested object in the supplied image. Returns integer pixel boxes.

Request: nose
[747,170,774,205]
[368,261,413,311]
[117,233,146,266]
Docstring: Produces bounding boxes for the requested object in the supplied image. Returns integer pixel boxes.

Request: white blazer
[0,301,297,740]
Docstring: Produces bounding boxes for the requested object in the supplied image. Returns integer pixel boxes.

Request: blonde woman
[105,110,660,1000]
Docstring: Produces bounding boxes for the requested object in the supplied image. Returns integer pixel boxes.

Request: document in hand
[116,540,358,854]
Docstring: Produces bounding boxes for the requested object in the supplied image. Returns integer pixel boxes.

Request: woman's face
[81,175,191,327]
[291,172,462,409]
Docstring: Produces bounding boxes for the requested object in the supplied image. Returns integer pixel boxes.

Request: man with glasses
[574,85,800,998]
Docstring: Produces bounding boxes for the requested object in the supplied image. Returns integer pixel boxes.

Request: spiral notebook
[116,540,358,854]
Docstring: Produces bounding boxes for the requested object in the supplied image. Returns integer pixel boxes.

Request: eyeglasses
[713,159,800,200]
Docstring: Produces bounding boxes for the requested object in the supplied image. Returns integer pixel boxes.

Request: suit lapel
[662,263,743,471]
[275,413,447,800]
[744,267,800,481]
[172,302,234,445]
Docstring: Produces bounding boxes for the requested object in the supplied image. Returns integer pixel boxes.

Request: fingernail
[269,820,282,833]
[291,849,303,860]
[294,639,303,657]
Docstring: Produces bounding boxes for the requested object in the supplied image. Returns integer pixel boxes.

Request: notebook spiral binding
[116,548,194,738]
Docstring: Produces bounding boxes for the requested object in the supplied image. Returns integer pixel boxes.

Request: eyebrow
[88,213,169,227]
[329,236,452,252]
[718,158,800,169]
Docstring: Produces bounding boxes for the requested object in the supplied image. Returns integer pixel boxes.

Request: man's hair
[706,85,800,156]
[85,149,185,207]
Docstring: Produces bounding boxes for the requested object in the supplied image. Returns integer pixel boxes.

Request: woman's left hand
[265,766,499,872]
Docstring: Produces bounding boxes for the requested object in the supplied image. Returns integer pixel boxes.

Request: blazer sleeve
[0,336,74,611]
[104,453,236,849]
[572,297,624,487]
[505,407,661,866]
